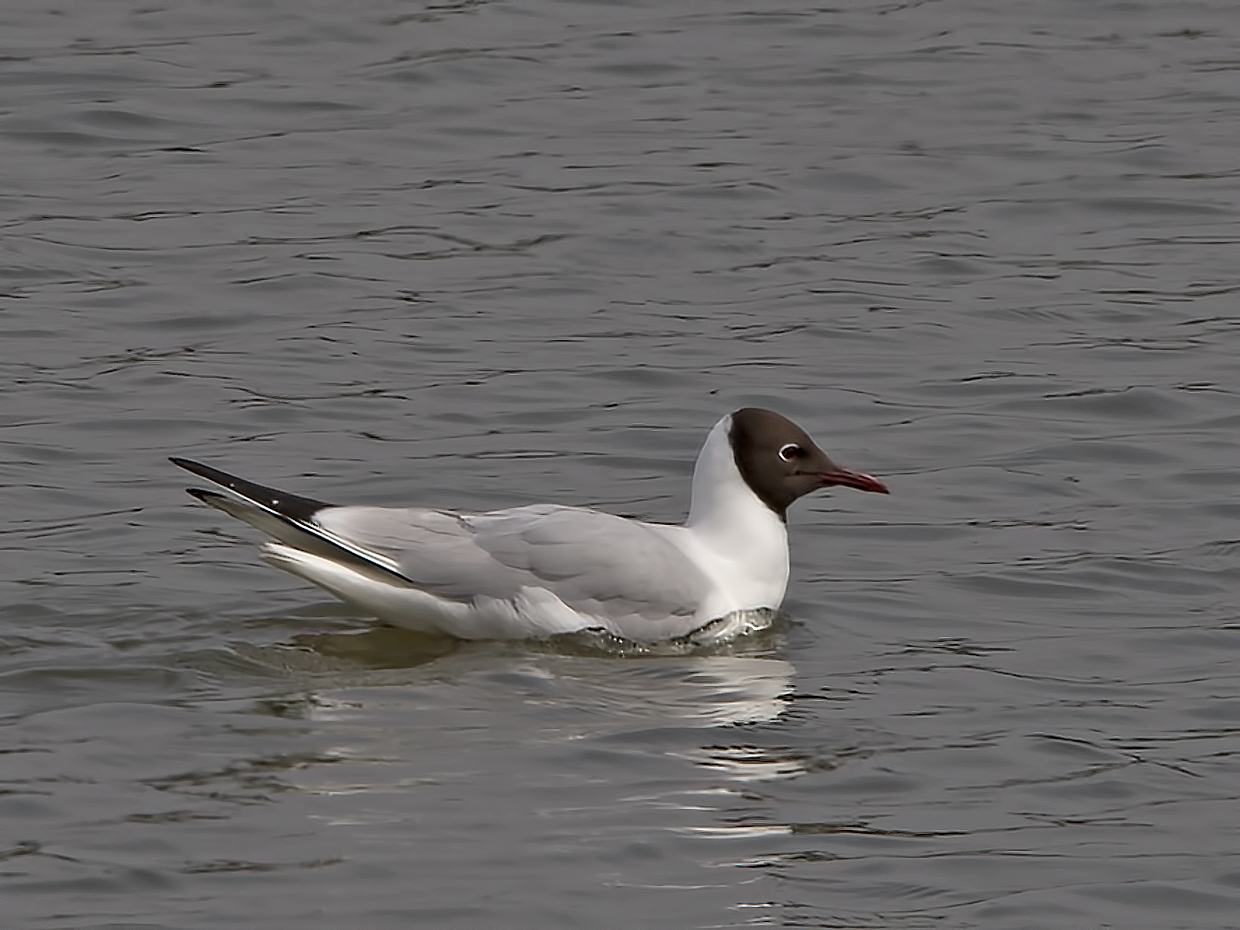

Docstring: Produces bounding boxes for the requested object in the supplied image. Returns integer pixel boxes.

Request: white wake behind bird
[172,408,888,641]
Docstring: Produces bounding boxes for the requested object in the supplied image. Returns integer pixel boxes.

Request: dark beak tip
[819,469,889,495]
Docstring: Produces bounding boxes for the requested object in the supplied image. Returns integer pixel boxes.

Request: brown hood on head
[729,408,888,520]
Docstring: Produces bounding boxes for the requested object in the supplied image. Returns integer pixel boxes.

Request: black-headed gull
[172,408,888,641]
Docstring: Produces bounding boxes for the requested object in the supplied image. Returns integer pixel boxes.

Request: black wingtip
[169,456,334,522]
[171,457,225,486]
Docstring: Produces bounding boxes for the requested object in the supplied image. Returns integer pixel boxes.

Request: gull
[172,408,887,641]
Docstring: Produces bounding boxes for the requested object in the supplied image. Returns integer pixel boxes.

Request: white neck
[680,415,790,611]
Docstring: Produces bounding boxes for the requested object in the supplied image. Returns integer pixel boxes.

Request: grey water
[4,0,1240,926]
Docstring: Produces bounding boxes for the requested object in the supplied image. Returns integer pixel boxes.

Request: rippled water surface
[5,1,1240,927]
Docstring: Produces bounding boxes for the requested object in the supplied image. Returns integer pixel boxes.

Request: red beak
[818,468,889,494]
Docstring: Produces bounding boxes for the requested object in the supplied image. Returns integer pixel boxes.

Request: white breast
[650,416,790,617]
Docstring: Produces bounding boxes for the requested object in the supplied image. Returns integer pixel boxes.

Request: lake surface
[4,0,1240,926]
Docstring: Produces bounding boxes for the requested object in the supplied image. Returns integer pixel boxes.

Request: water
[4,0,1240,926]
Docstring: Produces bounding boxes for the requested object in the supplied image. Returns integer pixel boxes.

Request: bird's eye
[779,443,805,462]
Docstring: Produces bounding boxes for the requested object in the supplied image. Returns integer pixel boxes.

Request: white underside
[260,543,775,641]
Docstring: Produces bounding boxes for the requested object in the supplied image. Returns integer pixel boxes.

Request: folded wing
[316,504,713,626]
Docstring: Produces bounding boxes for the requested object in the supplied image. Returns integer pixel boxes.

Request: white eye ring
[779,443,803,462]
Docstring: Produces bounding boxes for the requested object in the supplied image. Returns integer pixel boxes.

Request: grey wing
[315,504,713,623]
[468,506,713,621]
[313,506,529,600]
